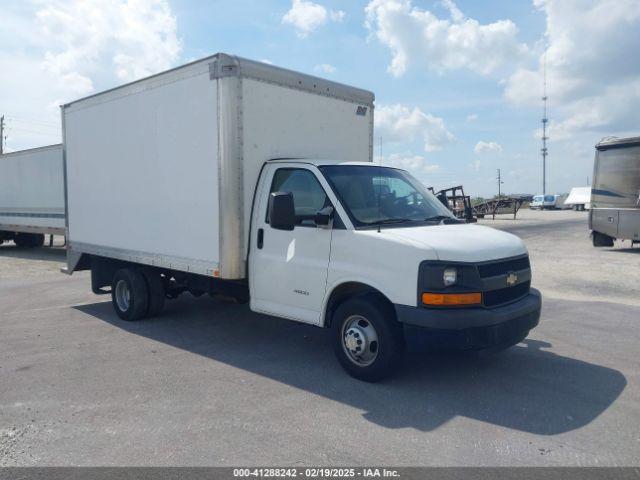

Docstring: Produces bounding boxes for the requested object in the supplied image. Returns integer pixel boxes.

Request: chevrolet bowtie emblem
[506,272,518,287]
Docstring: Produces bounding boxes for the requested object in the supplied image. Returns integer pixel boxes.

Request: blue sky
[2,0,639,197]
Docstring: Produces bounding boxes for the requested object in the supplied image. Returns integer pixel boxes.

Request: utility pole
[541,54,549,196]
[0,115,5,155]
[497,168,504,197]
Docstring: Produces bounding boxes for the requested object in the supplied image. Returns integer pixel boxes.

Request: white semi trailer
[0,144,65,247]
[63,53,541,381]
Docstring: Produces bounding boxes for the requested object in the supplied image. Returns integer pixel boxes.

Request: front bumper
[395,288,541,351]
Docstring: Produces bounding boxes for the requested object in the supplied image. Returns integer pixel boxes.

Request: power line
[496,168,504,197]
[5,115,59,129]
[8,126,60,136]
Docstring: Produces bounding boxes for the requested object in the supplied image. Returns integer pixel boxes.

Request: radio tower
[541,54,548,195]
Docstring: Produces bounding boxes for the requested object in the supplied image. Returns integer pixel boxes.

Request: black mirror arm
[315,206,334,228]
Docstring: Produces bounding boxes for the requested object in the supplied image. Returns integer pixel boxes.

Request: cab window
[267,168,330,227]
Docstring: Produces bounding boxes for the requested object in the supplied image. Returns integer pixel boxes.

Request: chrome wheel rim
[342,315,379,366]
[115,279,131,312]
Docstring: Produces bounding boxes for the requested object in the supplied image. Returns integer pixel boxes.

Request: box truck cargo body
[564,187,591,211]
[0,144,65,247]
[63,54,373,279]
[64,54,541,381]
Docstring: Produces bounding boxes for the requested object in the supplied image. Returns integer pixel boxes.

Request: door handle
[257,228,264,249]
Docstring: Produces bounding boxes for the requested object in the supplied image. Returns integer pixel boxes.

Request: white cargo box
[564,187,592,209]
[63,53,374,279]
[0,144,65,235]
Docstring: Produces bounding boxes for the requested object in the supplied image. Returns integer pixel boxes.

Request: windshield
[319,165,456,227]
[533,196,543,202]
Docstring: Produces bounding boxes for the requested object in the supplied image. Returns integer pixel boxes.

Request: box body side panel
[64,70,220,274]
[0,145,65,232]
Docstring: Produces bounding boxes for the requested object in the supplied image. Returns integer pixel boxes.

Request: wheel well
[324,282,394,327]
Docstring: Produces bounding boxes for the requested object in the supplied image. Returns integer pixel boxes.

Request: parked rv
[61,53,541,381]
[564,187,591,211]
[0,144,65,247]
[591,136,640,247]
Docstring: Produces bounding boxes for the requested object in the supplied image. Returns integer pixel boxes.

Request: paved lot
[1,210,639,466]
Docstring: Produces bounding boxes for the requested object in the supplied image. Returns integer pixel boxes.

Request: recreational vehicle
[590,136,640,246]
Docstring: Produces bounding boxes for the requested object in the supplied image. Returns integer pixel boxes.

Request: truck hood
[381,223,527,263]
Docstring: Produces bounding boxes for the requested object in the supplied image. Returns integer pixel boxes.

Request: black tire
[331,294,405,382]
[15,233,45,248]
[111,268,149,321]
[142,269,165,317]
[592,231,614,247]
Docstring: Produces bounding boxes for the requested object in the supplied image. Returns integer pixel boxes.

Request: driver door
[249,165,333,324]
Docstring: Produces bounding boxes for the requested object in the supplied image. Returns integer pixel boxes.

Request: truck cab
[248,160,541,380]
[530,194,557,210]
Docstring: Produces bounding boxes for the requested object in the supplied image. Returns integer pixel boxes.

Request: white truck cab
[247,160,541,379]
[530,194,558,210]
[62,54,541,381]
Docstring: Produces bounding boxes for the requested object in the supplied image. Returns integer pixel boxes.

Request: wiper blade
[424,215,462,224]
[367,218,415,225]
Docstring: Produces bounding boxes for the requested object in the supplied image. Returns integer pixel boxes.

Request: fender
[320,276,395,327]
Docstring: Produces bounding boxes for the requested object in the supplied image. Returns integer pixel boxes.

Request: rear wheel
[331,295,405,382]
[111,268,149,321]
[14,233,45,248]
[142,269,165,317]
[592,231,614,247]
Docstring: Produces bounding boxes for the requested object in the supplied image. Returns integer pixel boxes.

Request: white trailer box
[63,53,374,279]
[564,186,591,210]
[0,144,65,238]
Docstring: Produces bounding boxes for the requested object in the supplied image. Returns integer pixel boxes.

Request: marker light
[422,292,482,306]
[443,267,457,286]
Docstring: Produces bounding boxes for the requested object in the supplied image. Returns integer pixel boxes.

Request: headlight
[443,267,457,286]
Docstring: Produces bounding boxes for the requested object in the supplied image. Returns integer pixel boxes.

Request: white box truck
[63,53,541,381]
[0,144,65,247]
[564,187,591,211]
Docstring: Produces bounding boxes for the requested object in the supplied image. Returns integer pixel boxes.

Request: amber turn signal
[422,292,482,306]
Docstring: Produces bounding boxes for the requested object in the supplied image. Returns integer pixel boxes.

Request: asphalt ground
[1,209,638,466]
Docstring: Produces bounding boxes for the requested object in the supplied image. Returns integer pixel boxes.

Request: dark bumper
[395,288,541,351]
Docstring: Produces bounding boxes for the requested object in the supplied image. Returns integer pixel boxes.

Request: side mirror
[269,192,295,231]
[315,206,334,229]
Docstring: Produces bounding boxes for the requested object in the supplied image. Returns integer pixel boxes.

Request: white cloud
[474,141,503,154]
[504,0,640,139]
[260,59,274,65]
[330,10,346,22]
[381,153,440,174]
[282,0,345,38]
[466,113,478,122]
[364,0,528,77]
[37,0,181,85]
[375,104,455,152]
[314,63,336,73]
[0,0,182,150]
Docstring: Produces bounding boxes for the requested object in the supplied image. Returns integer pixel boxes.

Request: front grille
[477,256,530,278]
[483,281,530,307]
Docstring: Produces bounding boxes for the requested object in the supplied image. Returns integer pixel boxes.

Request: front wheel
[592,231,614,247]
[331,295,405,382]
